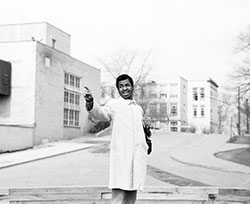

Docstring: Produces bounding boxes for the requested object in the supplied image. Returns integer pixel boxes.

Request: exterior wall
[209,83,219,133]
[187,79,218,133]
[179,77,188,127]
[0,125,33,152]
[0,22,71,55]
[34,42,100,145]
[0,41,36,151]
[45,23,71,55]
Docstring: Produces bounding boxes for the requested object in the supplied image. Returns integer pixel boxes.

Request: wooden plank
[9,186,110,195]
[9,200,204,204]
[218,188,250,196]
[144,186,218,194]
[215,195,250,202]
[8,193,102,201]
[102,192,209,201]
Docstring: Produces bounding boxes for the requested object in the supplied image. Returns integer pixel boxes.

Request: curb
[0,145,93,170]
[170,154,250,175]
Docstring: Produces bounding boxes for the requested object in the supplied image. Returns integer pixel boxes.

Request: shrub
[181,127,190,132]
[202,128,210,134]
[189,126,196,133]
[88,121,111,134]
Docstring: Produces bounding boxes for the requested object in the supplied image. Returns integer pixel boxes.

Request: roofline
[0,22,71,37]
[207,78,219,88]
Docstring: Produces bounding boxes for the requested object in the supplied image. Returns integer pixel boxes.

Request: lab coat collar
[118,97,137,105]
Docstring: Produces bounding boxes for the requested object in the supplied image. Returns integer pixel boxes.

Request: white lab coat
[89,97,148,191]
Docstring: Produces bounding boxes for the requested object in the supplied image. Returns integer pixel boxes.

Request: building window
[63,108,68,126]
[64,72,81,127]
[75,94,80,106]
[160,93,167,98]
[149,94,157,99]
[69,109,74,126]
[65,73,81,90]
[193,88,198,101]
[160,103,167,117]
[64,90,81,127]
[149,103,157,118]
[170,121,178,132]
[193,106,197,117]
[200,88,205,99]
[75,110,80,126]
[64,73,69,85]
[70,75,75,86]
[170,103,177,116]
[75,77,80,88]
[69,92,74,104]
[64,91,69,104]
[201,105,205,117]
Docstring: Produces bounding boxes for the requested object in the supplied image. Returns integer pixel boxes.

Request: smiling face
[118,78,134,100]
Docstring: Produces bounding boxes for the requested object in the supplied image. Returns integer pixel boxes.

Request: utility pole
[246,99,249,134]
[230,116,233,141]
[237,86,241,136]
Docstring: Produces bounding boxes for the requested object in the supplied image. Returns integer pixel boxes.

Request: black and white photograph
[0,0,250,203]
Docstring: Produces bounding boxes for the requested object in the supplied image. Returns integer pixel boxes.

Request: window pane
[69,109,74,126]
[64,73,69,85]
[75,110,80,126]
[201,106,205,117]
[70,75,75,86]
[75,77,80,88]
[200,88,205,99]
[160,103,167,117]
[63,108,69,126]
[75,94,80,105]
[64,91,69,103]
[70,92,74,104]
[193,88,198,101]
[149,103,157,117]
[193,106,197,117]
[170,103,177,116]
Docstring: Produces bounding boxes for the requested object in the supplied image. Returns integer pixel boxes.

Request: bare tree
[98,48,154,89]
[230,26,250,95]
[217,92,233,134]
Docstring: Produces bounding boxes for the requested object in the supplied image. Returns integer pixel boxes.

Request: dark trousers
[111,188,137,204]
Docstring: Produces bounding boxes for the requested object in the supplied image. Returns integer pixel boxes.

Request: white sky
[1,0,250,87]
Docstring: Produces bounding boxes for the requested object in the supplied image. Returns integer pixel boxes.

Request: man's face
[118,79,133,100]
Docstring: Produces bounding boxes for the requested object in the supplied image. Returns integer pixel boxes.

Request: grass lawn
[214,136,250,167]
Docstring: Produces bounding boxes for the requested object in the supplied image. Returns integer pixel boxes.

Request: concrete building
[0,22,100,152]
[135,77,188,131]
[187,78,219,133]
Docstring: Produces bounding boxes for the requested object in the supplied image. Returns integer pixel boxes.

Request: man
[84,74,148,204]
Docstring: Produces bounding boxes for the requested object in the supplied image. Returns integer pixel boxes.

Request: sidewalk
[0,135,99,170]
[171,133,250,174]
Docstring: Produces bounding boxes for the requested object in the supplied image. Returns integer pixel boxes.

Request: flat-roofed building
[0,22,100,152]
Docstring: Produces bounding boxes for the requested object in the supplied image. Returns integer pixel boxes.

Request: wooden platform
[0,186,250,203]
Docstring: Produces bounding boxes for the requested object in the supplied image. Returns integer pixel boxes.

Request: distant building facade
[187,79,219,133]
[102,76,219,133]
[0,22,100,152]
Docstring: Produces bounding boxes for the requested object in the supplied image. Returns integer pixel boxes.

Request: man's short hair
[116,74,134,89]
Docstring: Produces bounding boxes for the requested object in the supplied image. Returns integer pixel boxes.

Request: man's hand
[83,87,94,111]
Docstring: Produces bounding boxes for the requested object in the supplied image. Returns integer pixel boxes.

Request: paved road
[148,131,250,188]
[0,131,249,188]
